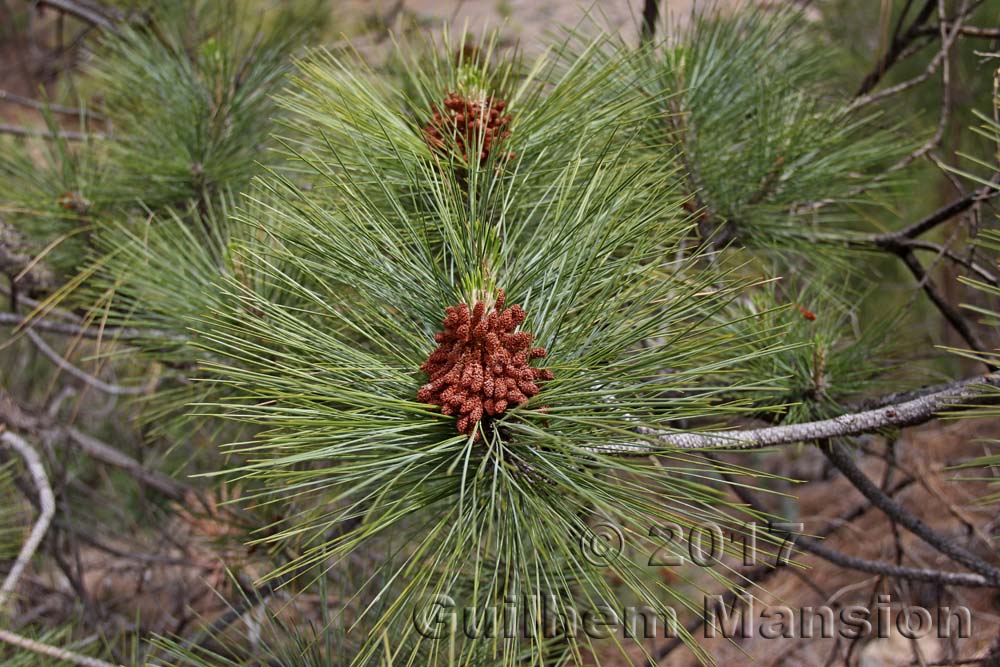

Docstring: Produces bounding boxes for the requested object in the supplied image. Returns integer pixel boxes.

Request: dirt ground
[342,0,739,49]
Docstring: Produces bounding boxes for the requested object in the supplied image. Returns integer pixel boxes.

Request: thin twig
[65,427,189,501]
[641,0,660,43]
[0,432,55,610]
[898,248,994,362]
[0,628,121,667]
[919,23,1000,38]
[851,0,979,110]
[0,123,106,141]
[0,312,182,341]
[795,123,999,217]
[25,329,149,396]
[0,388,192,501]
[656,476,918,661]
[822,440,1000,584]
[34,0,118,31]
[855,0,937,97]
[840,175,1000,361]
[0,90,105,120]
[722,469,994,588]
[887,0,961,172]
[869,173,1000,244]
[906,239,998,286]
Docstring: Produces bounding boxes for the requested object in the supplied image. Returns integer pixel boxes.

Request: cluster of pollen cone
[418,289,552,439]
[423,92,514,166]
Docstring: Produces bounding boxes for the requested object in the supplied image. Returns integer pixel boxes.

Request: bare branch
[34,0,118,31]
[0,122,106,141]
[898,248,995,362]
[919,22,1000,38]
[0,432,55,609]
[906,239,999,287]
[0,312,183,341]
[886,0,958,172]
[855,0,937,97]
[850,0,975,111]
[0,90,105,120]
[837,175,1000,359]
[874,174,1000,242]
[602,374,1000,454]
[64,427,190,502]
[25,329,150,396]
[823,440,1000,583]
[641,0,660,43]
[0,628,121,667]
[0,388,192,502]
[718,464,995,587]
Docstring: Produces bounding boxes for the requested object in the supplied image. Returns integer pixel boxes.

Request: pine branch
[847,374,997,410]
[613,374,1000,453]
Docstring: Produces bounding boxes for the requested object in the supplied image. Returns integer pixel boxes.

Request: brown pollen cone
[423,92,514,166]
[418,289,552,439]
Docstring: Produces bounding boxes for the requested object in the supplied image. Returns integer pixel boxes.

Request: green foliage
[725,274,903,423]
[87,1,319,211]
[169,27,803,666]
[0,115,103,278]
[642,7,907,256]
[942,73,1000,505]
[948,227,1000,505]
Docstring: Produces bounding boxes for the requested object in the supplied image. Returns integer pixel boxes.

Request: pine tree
[1,2,999,666]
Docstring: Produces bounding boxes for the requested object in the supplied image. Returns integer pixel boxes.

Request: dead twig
[898,248,994,363]
[0,122,106,141]
[851,0,980,110]
[0,89,105,120]
[25,329,151,396]
[855,0,937,97]
[0,431,55,610]
[34,0,119,32]
[822,440,1000,584]
[641,0,660,43]
[0,387,192,501]
[0,628,121,667]
[0,312,183,341]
